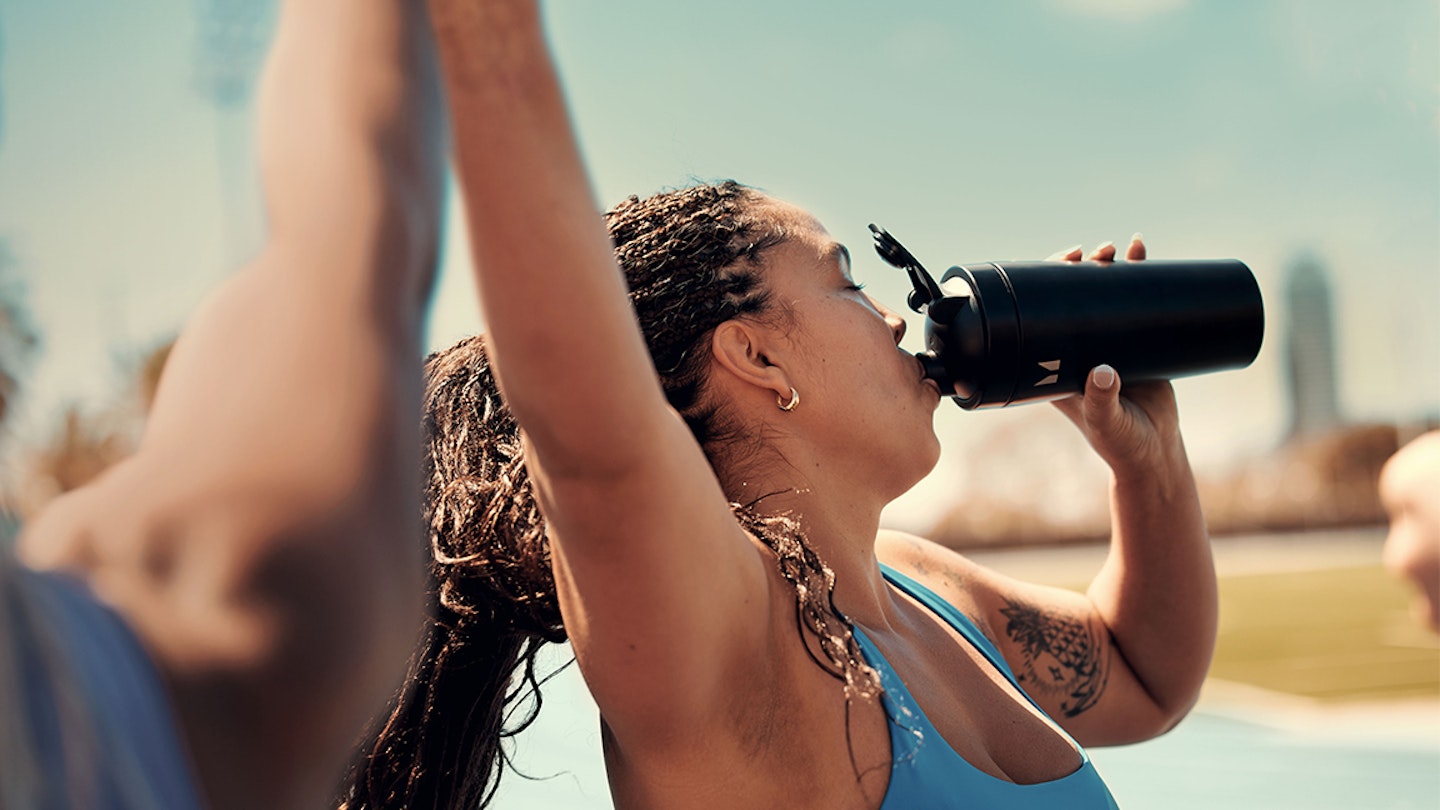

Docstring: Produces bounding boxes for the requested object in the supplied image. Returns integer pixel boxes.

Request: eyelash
[847,282,867,292]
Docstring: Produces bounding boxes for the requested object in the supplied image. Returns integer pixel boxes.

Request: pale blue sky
[2,0,1437,527]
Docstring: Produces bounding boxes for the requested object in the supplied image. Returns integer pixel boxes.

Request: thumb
[1082,364,1125,434]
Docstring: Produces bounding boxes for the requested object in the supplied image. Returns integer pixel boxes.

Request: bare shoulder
[875,528,1100,637]
[874,529,996,636]
[875,528,985,583]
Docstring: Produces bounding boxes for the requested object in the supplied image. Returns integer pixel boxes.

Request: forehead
[750,196,848,270]
[753,196,827,238]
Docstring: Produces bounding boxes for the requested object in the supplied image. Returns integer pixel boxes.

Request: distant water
[490,645,1440,810]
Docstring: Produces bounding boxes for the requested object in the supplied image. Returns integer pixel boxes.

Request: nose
[875,298,907,344]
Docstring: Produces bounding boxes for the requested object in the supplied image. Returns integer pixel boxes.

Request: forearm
[430,0,668,474]
[1087,440,1216,728]
[258,0,446,321]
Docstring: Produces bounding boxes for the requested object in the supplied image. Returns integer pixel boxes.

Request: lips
[915,356,943,397]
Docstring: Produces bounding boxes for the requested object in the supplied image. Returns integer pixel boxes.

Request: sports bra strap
[878,563,1038,713]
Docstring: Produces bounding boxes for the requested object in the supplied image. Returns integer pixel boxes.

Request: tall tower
[192,0,275,269]
[1283,253,1341,439]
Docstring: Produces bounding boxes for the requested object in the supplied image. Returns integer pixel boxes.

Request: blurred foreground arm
[18,1,445,808]
[1381,430,1440,634]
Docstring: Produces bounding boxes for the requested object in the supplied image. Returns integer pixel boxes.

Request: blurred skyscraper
[193,0,270,109]
[1284,253,1341,439]
[192,0,274,269]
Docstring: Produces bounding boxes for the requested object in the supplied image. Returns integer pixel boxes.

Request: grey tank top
[1,558,205,809]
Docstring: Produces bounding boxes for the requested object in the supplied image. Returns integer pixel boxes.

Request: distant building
[194,0,273,269]
[1284,253,1341,439]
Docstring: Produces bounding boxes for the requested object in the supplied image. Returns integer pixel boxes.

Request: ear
[709,320,793,402]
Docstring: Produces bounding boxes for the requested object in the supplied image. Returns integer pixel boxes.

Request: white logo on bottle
[1034,359,1061,387]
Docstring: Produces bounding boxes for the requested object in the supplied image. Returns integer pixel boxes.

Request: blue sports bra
[851,565,1120,810]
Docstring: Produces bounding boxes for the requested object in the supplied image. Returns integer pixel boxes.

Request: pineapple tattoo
[999,600,1110,718]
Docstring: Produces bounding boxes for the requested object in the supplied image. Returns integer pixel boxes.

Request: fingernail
[1131,232,1144,243]
[1097,241,1115,253]
[1064,243,1083,256]
[1093,364,1116,389]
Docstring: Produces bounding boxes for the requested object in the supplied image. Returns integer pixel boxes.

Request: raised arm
[18,1,446,807]
[1045,238,1216,742]
[882,238,1217,746]
[427,0,773,748]
[427,1,663,463]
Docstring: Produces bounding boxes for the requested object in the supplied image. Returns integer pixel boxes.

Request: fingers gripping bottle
[869,225,1264,410]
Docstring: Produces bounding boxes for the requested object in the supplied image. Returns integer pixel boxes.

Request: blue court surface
[1091,705,1440,809]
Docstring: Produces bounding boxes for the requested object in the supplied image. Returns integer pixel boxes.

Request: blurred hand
[1381,431,1440,634]
[1046,235,1186,472]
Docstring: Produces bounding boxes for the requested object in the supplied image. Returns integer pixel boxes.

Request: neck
[719,451,903,630]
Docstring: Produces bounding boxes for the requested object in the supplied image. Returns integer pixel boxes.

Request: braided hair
[340,181,878,810]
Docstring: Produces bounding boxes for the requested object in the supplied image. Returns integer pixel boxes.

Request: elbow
[118,461,427,680]
[1089,693,1201,748]
[1152,691,1203,738]
[1121,679,1206,744]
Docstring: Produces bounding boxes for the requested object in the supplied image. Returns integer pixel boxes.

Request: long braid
[340,181,877,810]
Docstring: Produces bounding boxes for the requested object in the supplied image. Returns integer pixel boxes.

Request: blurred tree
[13,338,174,519]
[0,242,38,429]
[0,10,40,438]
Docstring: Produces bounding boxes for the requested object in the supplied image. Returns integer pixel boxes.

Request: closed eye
[846,282,867,292]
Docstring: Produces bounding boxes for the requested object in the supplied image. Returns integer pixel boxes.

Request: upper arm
[528,409,779,753]
[428,3,784,754]
[876,530,1173,745]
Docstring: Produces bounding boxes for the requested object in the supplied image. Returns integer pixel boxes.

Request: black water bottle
[870,225,1264,410]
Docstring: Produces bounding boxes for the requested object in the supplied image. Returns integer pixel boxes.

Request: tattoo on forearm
[999,600,1110,718]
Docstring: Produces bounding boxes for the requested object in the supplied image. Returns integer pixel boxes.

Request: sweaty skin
[427,2,1215,807]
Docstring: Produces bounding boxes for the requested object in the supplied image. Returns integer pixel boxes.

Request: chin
[898,432,943,492]
[919,436,942,478]
[917,417,941,461]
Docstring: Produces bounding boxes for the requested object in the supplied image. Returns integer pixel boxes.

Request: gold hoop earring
[777,387,800,412]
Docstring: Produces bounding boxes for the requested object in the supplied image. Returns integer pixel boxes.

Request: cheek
[812,318,896,382]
